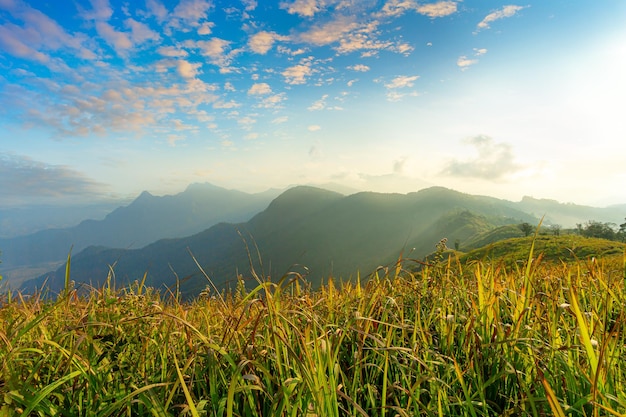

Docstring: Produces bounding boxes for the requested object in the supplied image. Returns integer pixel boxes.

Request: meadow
[1,236,625,416]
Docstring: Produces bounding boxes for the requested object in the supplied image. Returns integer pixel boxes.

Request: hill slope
[461,234,626,266]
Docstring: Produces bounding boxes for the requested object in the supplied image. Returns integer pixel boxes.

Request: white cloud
[308,124,321,131]
[280,0,324,17]
[0,153,108,206]
[416,1,457,18]
[348,64,370,72]
[248,82,272,95]
[170,0,213,28]
[457,48,487,70]
[95,21,132,55]
[385,90,418,102]
[442,135,522,180]
[282,64,313,84]
[237,115,257,129]
[187,38,239,71]
[384,75,419,89]
[197,21,214,35]
[249,31,289,54]
[167,134,185,146]
[258,93,286,109]
[124,18,160,44]
[457,56,477,70]
[308,94,328,111]
[272,116,289,124]
[477,5,527,31]
[157,46,188,57]
[242,0,258,11]
[379,0,457,18]
[79,0,113,21]
[299,17,358,46]
[177,60,202,78]
[277,46,308,56]
[146,0,168,23]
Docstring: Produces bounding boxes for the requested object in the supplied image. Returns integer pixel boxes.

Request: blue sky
[1,0,625,208]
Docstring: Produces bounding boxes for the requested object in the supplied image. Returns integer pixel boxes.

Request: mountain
[0,183,280,287]
[22,186,538,298]
[0,200,128,239]
[513,196,625,227]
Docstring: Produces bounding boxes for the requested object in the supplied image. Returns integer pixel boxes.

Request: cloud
[384,75,419,89]
[242,0,258,11]
[79,0,113,21]
[379,0,457,18]
[477,5,527,31]
[95,21,132,55]
[157,45,188,57]
[237,115,257,129]
[308,95,328,111]
[382,75,420,101]
[393,156,407,174]
[257,93,286,109]
[416,1,458,18]
[170,0,213,29]
[188,38,238,71]
[167,134,185,146]
[248,31,288,54]
[248,82,272,95]
[441,135,522,180]
[307,94,342,111]
[457,56,477,70]
[309,140,323,158]
[146,0,168,23]
[457,48,487,70]
[0,1,98,66]
[177,60,202,78]
[308,125,321,131]
[124,18,160,44]
[282,63,313,84]
[333,20,412,56]
[0,153,108,206]
[197,21,214,35]
[348,64,370,72]
[280,0,324,17]
[299,17,358,46]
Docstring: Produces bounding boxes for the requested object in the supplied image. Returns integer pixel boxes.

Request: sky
[1,0,625,208]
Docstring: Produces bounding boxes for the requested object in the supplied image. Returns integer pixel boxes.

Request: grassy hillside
[2,243,625,415]
[461,234,626,266]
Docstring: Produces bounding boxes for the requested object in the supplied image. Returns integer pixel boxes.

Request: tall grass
[1,247,625,416]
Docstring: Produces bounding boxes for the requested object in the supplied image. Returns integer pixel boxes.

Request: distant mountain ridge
[0,183,280,286]
[22,186,539,297]
[515,196,625,227]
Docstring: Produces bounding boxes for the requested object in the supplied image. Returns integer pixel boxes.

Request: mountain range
[0,183,280,287]
[5,184,625,298]
[19,186,537,297]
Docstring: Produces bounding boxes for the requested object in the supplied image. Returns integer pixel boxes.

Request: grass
[1,241,625,416]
